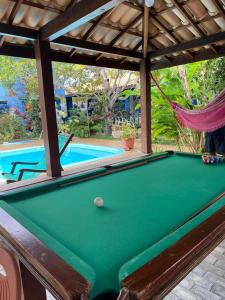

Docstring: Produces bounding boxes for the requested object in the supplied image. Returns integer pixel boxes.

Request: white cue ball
[94,197,104,207]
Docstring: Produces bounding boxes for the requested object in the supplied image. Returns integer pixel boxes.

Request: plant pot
[122,138,135,151]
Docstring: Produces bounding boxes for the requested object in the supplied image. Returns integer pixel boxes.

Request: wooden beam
[34,39,61,178]
[52,50,139,71]
[40,0,123,41]
[140,57,152,154]
[54,36,142,59]
[0,42,139,70]
[0,22,37,40]
[150,31,225,59]
[151,47,225,70]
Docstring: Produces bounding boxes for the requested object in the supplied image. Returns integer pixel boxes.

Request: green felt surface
[1,153,225,298]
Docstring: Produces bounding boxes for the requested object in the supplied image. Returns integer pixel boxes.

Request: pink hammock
[152,76,225,132]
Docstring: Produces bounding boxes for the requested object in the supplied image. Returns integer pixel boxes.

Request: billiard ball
[94,197,104,207]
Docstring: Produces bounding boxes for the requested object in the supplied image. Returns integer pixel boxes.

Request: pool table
[0,151,225,300]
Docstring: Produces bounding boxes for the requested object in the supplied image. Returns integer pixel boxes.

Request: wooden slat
[40,0,123,41]
[34,39,61,178]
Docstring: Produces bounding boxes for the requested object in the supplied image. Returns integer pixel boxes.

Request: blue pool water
[0,144,124,182]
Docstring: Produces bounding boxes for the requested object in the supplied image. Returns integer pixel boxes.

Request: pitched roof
[0,0,225,70]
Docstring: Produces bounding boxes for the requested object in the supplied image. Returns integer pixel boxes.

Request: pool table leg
[20,262,47,300]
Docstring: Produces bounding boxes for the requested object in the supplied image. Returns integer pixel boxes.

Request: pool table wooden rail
[0,208,90,300]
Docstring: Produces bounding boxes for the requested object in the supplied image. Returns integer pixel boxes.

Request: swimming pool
[0,144,124,182]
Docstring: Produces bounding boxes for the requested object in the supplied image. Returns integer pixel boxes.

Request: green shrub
[0,114,27,143]
[69,112,90,138]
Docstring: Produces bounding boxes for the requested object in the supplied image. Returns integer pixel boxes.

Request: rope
[150,74,173,104]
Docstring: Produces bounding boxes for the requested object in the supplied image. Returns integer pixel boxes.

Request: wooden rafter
[170,0,217,53]
[10,0,63,13]
[119,39,142,65]
[96,12,142,61]
[151,16,193,59]
[70,9,113,57]
[211,0,225,20]
[0,0,23,47]
[40,0,123,41]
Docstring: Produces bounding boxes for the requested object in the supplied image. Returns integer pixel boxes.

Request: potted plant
[112,124,122,138]
[121,122,137,150]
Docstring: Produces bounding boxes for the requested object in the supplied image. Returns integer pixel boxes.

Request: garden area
[0,56,225,153]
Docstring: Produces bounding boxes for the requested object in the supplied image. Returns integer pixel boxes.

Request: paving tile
[179,277,195,290]
[172,286,202,300]
[187,272,213,290]
[212,283,225,298]
[165,240,225,300]
[204,272,225,289]
[191,285,221,300]
[213,247,225,255]
[164,293,182,300]
[214,260,225,271]
[204,254,218,265]
[196,262,225,277]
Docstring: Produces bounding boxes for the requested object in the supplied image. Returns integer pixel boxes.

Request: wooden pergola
[1,0,225,178]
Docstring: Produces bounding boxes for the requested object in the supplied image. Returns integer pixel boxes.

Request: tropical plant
[26,98,42,137]
[0,114,27,143]
[69,112,90,138]
[204,57,225,96]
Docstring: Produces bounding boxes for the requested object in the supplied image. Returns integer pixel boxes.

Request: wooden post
[140,57,152,154]
[34,39,61,177]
